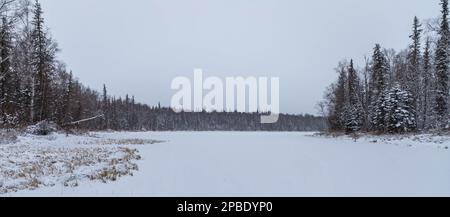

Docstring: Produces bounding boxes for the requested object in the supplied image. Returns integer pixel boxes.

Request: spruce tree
[406,17,421,130]
[422,39,432,129]
[0,16,18,128]
[12,1,34,125]
[434,0,450,129]
[385,84,417,133]
[31,0,55,122]
[344,60,364,133]
[369,44,389,132]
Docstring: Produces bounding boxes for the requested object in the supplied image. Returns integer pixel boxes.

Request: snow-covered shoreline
[0,132,161,195]
[1,131,450,197]
[312,132,450,150]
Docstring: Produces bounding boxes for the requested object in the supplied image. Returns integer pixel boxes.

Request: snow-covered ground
[2,131,450,197]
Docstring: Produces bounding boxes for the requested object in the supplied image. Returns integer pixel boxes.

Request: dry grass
[77,138,164,146]
[0,144,142,194]
[0,130,18,145]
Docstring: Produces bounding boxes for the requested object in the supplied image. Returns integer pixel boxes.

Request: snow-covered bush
[0,114,19,129]
[344,104,364,133]
[385,84,417,133]
[0,130,18,144]
[26,121,58,136]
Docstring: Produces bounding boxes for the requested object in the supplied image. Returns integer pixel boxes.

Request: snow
[2,132,450,197]
[0,132,157,194]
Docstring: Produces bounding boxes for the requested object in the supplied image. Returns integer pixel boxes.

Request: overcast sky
[39,0,439,114]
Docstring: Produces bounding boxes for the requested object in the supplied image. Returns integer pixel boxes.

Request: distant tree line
[320,0,450,134]
[98,93,326,131]
[0,0,325,132]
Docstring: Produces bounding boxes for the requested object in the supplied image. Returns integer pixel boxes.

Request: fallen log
[62,114,104,127]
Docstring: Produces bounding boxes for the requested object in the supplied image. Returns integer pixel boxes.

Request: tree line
[0,0,325,132]
[320,0,450,134]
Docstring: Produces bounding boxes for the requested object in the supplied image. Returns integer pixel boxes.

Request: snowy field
[1,131,450,197]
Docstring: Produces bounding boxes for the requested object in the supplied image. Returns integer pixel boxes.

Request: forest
[0,0,325,132]
[320,0,450,134]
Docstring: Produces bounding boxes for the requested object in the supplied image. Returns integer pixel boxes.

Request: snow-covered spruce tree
[30,0,57,123]
[421,38,433,129]
[344,60,364,133]
[434,0,450,129]
[0,16,19,129]
[405,17,422,130]
[11,0,35,125]
[369,44,389,132]
[385,84,417,133]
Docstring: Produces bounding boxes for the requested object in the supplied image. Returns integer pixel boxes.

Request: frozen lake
[7,132,450,197]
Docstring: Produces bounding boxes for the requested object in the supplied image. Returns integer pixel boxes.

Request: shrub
[26,121,58,136]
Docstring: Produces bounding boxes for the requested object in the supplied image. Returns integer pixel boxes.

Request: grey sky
[40,0,439,114]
